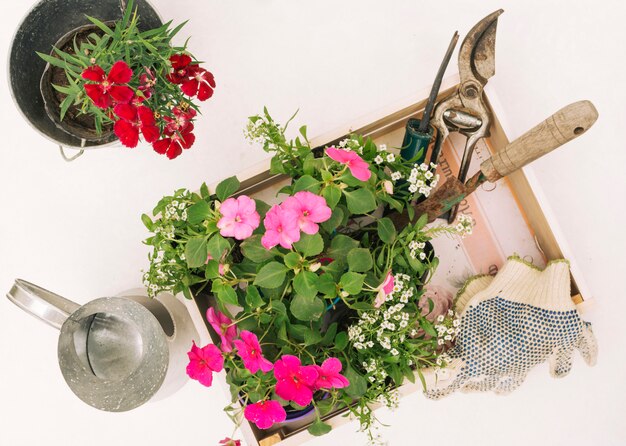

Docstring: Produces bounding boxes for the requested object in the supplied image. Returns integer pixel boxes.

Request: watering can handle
[6,279,80,330]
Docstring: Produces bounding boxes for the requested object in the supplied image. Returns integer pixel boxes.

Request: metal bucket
[7,0,162,159]
[6,279,199,412]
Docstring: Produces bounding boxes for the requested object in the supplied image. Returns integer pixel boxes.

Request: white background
[1,1,625,445]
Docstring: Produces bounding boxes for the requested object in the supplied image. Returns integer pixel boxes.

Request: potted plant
[142,109,473,442]
[36,0,215,159]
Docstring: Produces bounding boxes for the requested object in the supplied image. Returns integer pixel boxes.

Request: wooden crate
[186,78,587,445]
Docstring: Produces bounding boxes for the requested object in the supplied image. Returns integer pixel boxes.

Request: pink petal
[348,165,372,181]
[300,365,319,387]
[382,272,394,295]
[292,385,313,407]
[233,222,254,240]
[261,231,279,249]
[300,220,320,235]
[219,197,239,218]
[326,147,351,164]
[259,356,274,373]
[107,60,133,83]
[321,357,343,375]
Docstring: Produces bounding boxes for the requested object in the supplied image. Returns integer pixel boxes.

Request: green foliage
[142,109,473,442]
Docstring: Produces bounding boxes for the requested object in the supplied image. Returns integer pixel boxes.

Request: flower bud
[383,180,393,194]
[309,262,321,272]
[340,290,349,298]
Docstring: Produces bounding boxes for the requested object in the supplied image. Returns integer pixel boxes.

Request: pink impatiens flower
[274,355,318,406]
[218,438,241,446]
[186,341,224,387]
[261,205,301,249]
[281,191,332,235]
[326,147,372,181]
[217,195,261,240]
[243,400,287,429]
[313,357,350,390]
[206,307,237,352]
[374,271,394,308]
[233,330,273,374]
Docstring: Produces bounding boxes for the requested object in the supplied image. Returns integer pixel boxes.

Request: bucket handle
[6,279,80,330]
[59,145,84,162]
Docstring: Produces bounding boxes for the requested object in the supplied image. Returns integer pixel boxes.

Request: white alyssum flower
[374,155,384,164]
[386,153,395,162]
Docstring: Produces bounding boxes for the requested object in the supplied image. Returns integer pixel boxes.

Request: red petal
[201,70,216,88]
[170,54,191,69]
[81,65,105,81]
[166,142,183,159]
[197,82,214,101]
[181,79,199,97]
[107,60,133,83]
[141,124,161,143]
[109,86,135,103]
[137,106,155,126]
[113,103,137,121]
[153,139,170,154]
[114,120,139,148]
[180,131,195,149]
[84,84,110,109]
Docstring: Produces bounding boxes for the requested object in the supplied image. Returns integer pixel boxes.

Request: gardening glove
[425,257,597,399]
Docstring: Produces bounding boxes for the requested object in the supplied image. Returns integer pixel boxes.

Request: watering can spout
[6,279,80,330]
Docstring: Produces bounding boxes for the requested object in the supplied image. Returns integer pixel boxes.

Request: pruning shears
[431,9,504,222]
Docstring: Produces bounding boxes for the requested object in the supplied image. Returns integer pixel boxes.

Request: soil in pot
[40,24,116,144]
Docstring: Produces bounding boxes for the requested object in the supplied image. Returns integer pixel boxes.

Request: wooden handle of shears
[480,100,598,181]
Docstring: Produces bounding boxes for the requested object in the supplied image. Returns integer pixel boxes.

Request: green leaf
[290,294,324,321]
[270,156,286,174]
[240,235,275,262]
[187,200,210,225]
[419,319,438,337]
[205,260,220,279]
[340,272,365,295]
[334,332,348,351]
[217,285,239,307]
[415,212,428,230]
[321,206,344,232]
[308,419,332,436]
[283,252,301,269]
[141,213,153,231]
[350,302,375,311]
[185,236,207,268]
[304,327,322,345]
[200,182,210,198]
[343,188,377,215]
[270,299,287,316]
[293,271,319,298]
[321,322,338,345]
[377,217,397,244]
[328,234,359,262]
[293,175,320,193]
[344,367,368,398]
[206,234,230,260]
[245,285,265,309]
[253,262,288,288]
[293,233,324,257]
[321,184,341,208]
[85,15,114,35]
[347,248,373,272]
[215,176,240,201]
[316,273,336,296]
[389,365,404,386]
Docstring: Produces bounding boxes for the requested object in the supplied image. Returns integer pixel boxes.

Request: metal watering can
[6,279,199,412]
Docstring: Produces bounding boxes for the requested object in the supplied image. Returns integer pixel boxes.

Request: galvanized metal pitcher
[6,279,199,412]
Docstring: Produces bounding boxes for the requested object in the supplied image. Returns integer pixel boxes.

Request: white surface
[1,1,625,445]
